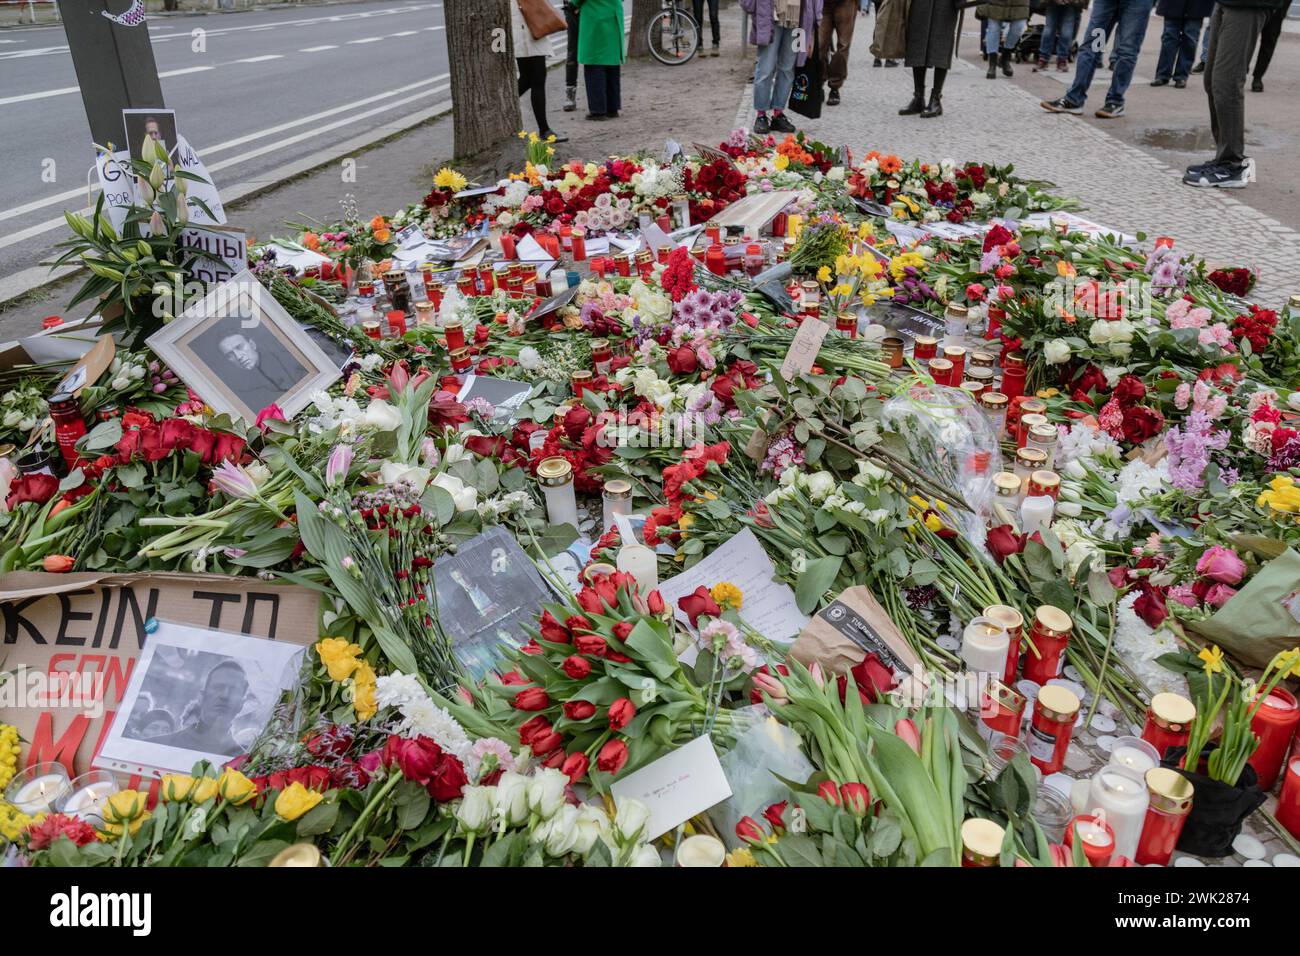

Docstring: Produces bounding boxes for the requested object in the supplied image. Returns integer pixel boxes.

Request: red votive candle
[1065,813,1115,867]
[1248,687,1299,791]
[500,233,517,260]
[1141,692,1196,763]
[1275,756,1300,839]
[980,680,1026,740]
[443,322,466,351]
[1028,684,1079,776]
[1135,768,1194,866]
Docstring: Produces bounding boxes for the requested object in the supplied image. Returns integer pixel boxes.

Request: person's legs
[1203,5,1222,142]
[1039,6,1061,62]
[1154,17,1179,81]
[828,0,857,90]
[1056,6,1079,60]
[753,40,781,111]
[564,5,580,88]
[706,0,721,47]
[1195,8,1212,67]
[607,65,621,115]
[984,17,1003,56]
[1253,2,1288,82]
[1062,0,1118,105]
[584,65,608,116]
[1004,17,1027,48]
[1208,6,1266,165]
[1102,0,1154,106]
[770,25,798,108]
[516,56,549,131]
[1174,18,1202,82]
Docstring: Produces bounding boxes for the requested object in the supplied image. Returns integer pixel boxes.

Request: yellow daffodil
[275,782,325,822]
[1198,645,1224,676]
[353,660,377,721]
[316,637,362,682]
[217,768,257,806]
[1269,647,1300,679]
[817,265,832,282]
[710,582,744,611]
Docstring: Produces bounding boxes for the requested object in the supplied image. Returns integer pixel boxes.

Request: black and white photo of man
[137,658,250,757]
[189,316,310,417]
[122,108,178,165]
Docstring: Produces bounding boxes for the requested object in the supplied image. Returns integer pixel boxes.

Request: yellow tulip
[274,782,324,822]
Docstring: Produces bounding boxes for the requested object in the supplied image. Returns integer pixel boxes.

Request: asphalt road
[0,0,503,287]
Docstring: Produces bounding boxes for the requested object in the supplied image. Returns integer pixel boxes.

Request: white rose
[804,471,837,502]
[431,471,478,512]
[854,460,888,485]
[571,804,610,855]
[1288,392,1300,411]
[378,460,432,490]
[442,443,470,465]
[542,804,581,857]
[629,844,663,867]
[518,346,542,371]
[2,410,20,428]
[1088,320,1112,345]
[614,797,652,843]
[491,771,530,826]
[360,398,402,432]
[1043,339,1071,365]
[526,767,568,819]
[454,786,495,834]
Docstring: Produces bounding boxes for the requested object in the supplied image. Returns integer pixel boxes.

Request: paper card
[608,235,643,254]
[94,149,137,233]
[612,511,676,556]
[394,224,428,249]
[453,184,502,200]
[454,374,533,423]
[1020,211,1137,245]
[171,134,226,226]
[610,735,733,840]
[584,236,611,257]
[515,233,556,263]
[56,334,116,395]
[180,225,247,286]
[530,284,580,323]
[264,241,330,272]
[779,317,830,381]
[656,528,808,645]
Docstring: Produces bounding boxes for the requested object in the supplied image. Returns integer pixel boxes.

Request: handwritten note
[610,735,732,840]
[779,317,830,381]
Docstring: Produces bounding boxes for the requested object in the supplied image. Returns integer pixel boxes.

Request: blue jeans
[1064,0,1154,107]
[1199,11,1212,62]
[1039,5,1080,60]
[753,24,798,111]
[1155,16,1203,81]
[985,17,1027,53]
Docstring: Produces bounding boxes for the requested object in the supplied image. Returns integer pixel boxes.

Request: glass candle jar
[913,335,938,362]
[1023,605,1073,685]
[1275,756,1300,839]
[570,228,587,262]
[1086,768,1149,862]
[984,603,1025,683]
[1134,767,1194,866]
[1248,686,1299,791]
[449,347,472,373]
[414,301,436,326]
[537,457,579,529]
[591,339,612,376]
[1013,448,1048,487]
[943,346,967,382]
[571,370,593,398]
[443,321,466,351]
[944,303,969,344]
[48,390,88,471]
[962,367,994,396]
[960,818,1005,867]
[992,471,1022,506]
[1026,423,1059,469]
[928,358,954,387]
[985,306,1005,341]
[1000,352,1027,400]
[601,478,632,533]
[1017,412,1049,450]
[1019,495,1054,539]
[386,310,407,337]
[799,281,821,315]
[882,337,905,369]
[616,541,659,591]
[1028,684,1080,776]
[980,680,1027,740]
[979,391,1009,439]
[1027,470,1061,501]
[836,312,858,339]
[970,350,996,370]
[962,616,1010,686]
[362,321,383,340]
[611,252,631,277]
[1142,692,1196,762]
[1032,785,1074,844]
[1108,736,1160,778]
[1065,813,1115,867]
[743,244,765,277]
[985,732,1029,778]
[58,770,117,826]
[4,761,71,815]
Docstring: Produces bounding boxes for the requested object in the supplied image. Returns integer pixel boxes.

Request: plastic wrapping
[881,383,1003,547]
[709,706,816,849]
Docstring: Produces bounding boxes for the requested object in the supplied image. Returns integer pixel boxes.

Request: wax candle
[979,392,1011,437]
[1248,687,1299,791]
[59,771,117,825]
[500,233,517,260]
[983,604,1024,684]
[980,680,1027,741]
[1064,813,1115,867]
[1108,736,1159,777]
[537,457,579,529]
[1019,495,1055,538]
[1022,605,1073,686]
[1028,684,1080,776]
[1275,756,1300,839]
[961,616,1010,688]
[616,542,659,592]
[676,834,724,867]
[5,762,71,815]
[601,479,632,533]
[1135,767,1194,866]
[1142,692,1196,762]
[960,818,1005,867]
[1086,769,1149,861]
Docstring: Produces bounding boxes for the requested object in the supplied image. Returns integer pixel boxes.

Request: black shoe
[540,129,569,143]
[1173,77,1187,88]
[1150,77,1169,86]
[585,113,609,121]
[920,93,943,118]
[1191,60,1205,74]
[1183,162,1251,188]
[1041,96,1083,114]
[873,57,883,67]
[884,59,899,67]
[607,111,619,119]
[828,89,841,106]
[899,93,925,115]
[987,53,998,79]
[1251,77,1263,92]
[1000,48,1014,76]
[1095,101,1124,118]
[770,112,796,133]
[753,114,770,134]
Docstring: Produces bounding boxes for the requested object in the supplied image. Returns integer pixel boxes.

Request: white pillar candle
[676,834,725,867]
[1085,769,1149,861]
[616,542,659,592]
[61,781,116,823]
[9,772,70,815]
[1108,736,1159,777]
[1020,495,1055,538]
[537,457,580,529]
[961,616,1010,688]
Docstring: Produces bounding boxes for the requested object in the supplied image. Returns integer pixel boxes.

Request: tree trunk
[627,0,657,58]
[445,0,522,159]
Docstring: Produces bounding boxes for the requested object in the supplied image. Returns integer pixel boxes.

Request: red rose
[817,780,842,805]
[6,473,59,509]
[763,800,788,830]
[561,751,590,783]
[1111,375,1147,407]
[1132,583,1168,629]
[518,715,552,746]
[427,753,468,801]
[677,585,721,627]
[512,687,551,711]
[562,655,592,679]
[210,432,246,464]
[608,697,636,730]
[666,344,698,375]
[563,405,591,442]
[986,524,1027,565]
[287,765,332,791]
[839,782,871,816]
[596,738,628,775]
[850,652,897,703]
[1120,406,1164,445]
[563,700,597,721]
[735,815,765,844]
[574,633,608,657]
[393,736,442,785]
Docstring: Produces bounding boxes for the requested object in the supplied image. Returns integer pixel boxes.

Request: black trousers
[1252,0,1292,81]
[584,64,622,115]
[693,0,721,45]
[565,4,580,87]
[518,55,550,133]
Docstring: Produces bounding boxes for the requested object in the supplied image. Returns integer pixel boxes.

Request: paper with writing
[779,317,830,381]
[610,735,733,840]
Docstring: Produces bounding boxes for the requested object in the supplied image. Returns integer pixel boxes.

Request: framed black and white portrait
[147,271,341,423]
[95,620,306,778]
[122,108,179,165]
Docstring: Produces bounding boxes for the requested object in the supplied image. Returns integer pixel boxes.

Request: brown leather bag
[518,0,566,39]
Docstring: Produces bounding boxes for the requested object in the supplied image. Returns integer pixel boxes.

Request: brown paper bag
[789,585,922,677]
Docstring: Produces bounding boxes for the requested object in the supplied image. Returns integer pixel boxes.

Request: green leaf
[774,832,825,867]
[795,555,843,614]
[81,418,123,451]
[622,618,680,682]
[295,800,340,836]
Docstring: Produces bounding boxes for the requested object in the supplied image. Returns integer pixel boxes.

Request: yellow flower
[710,582,744,611]
[217,768,257,805]
[1056,259,1077,278]
[924,513,944,534]
[816,265,832,283]
[160,774,195,802]
[0,724,20,792]
[726,846,758,867]
[1198,645,1224,676]
[274,782,324,822]
[678,513,695,530]
[103,789,148,825]
[0,802,34,841]
[433,166,468,192]
[352,660,377,721]
[100,810,150,841]
[1269,647,1300,679]
[774,154,789,170]
[316,637,362,682]
[190,777,219,804]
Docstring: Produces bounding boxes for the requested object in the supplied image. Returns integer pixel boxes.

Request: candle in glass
[536,457,579,529]
[1019,495,1055,538]
[960,818,1005,867]
[1135,767,1194,866]
[983,604,1024,684]
[1085,769,1150,861]
[1274,756,1300,839]
[5,762,71,815]
[980,680,1027,741]
[1108,736,1160,777]
[1028,684,1080,776]
[616,542,659,592]
[961,617,1009,688]
[601,479,632,534]
[1064,813,1115,867]
[676,834,724,867]
[1248,686,1299,791]
[1022,604,1073,686]
[1142,692,1196,761]
[59,770,117,825]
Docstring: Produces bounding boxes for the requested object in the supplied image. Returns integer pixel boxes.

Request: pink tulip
[752,671,788,704]
[325,443,354,488]
[809,662,825,688]
[894,718,921,754]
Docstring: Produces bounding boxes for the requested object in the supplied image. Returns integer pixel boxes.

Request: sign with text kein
[0,572,318,790]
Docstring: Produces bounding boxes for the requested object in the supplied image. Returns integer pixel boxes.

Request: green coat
[575,0,625,65]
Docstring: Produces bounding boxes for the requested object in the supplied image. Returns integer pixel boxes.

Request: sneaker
[753,114,770,134]
[1150,77,1169,86]
[827,89,841,106]
[1183,162,1251,188]
[1034,56,1048,71]
[770,112,797,133]
[884,59,899,67]
[1191,60,1205,74]
[1056,57,1068,72]
[562,86,577,112]
[540,129,569,144]
[1040,97,1083,114]
[1251,77,1263,92]
[709,45,720,57]
[874,57,883,67]
[1095,101,1125,118]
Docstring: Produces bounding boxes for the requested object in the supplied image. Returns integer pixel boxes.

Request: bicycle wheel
[648,9,700,65]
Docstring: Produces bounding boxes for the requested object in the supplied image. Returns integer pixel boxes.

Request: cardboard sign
[94,149,137,233]
[0,571,319,785]
[779,316,830,381]
[55,334,116,396]
[789,585,922,677]
[180,226,247,286]
[610,735,732,840]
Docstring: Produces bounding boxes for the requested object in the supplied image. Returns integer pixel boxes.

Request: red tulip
[539,610,571,643]
[561,752,589,783]
[647,590,666,615]
[608,697,636,730]
[562,655,592,680]
[735,815,765,844]
[574,634,608,658]
[512,687,550,711]
[563,700,597,721]
[530,730,563,756]
[518,715,551,746]
[895,718,921,754]
[596,738,628,774]
[816,780,842,806]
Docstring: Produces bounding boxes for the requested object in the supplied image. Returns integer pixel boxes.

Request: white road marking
[0,85,79,107]
[236,54,285,63]
[159,65,215,77]
[389,30,418,36]
[347,37,384,44]
[300,45,339,52]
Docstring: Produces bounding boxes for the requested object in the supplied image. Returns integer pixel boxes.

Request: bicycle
[647,0,700,65]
